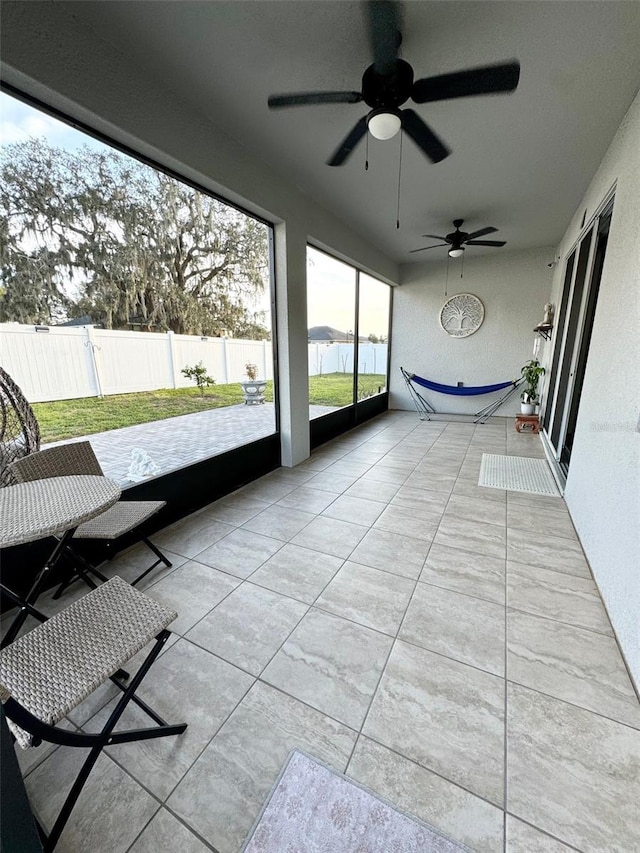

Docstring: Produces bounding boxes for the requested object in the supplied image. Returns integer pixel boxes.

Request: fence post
[85,326,104,398]
[262,339,268,380]
[222,337,230,383]
[167,331,180,388]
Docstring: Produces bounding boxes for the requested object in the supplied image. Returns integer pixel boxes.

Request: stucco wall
[390,248,554,416]
[549,89,640,689]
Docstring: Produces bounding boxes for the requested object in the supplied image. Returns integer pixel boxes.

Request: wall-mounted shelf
[534,323,553,341]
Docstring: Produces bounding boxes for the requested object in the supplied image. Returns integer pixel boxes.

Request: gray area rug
[479,453,560,496]
[241,749,471,852]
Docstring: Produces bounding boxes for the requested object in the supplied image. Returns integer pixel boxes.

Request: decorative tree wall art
[439,293,485,338]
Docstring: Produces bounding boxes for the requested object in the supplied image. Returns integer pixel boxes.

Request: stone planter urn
[240,379,267,405]
[241,363,266,405]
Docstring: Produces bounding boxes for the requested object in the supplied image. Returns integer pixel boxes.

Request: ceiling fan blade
[401,109,451,163]
[268,91,363,108]
[412,61,521,103]
[326,116,368,166]
[409,244,448,253]
[367,0,402,75]
[465,240,507,246]
[464,226,498,240]
[422,233,448,241]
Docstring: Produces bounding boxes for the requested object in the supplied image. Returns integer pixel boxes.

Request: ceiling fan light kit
[411,218,507,257]
[367,108,402,140]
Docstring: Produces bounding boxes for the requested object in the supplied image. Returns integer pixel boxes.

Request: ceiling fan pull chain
[365,131,369,171]
[396,128,404,229]
[460,251,465,280]
[445,255,450,297]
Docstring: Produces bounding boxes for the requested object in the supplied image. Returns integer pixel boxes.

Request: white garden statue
[127,447,160,481]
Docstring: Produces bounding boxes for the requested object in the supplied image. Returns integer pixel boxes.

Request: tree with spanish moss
[0,138,270,337]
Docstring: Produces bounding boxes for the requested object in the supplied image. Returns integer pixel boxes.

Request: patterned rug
[479,453,561,496]
[241,750,471,852]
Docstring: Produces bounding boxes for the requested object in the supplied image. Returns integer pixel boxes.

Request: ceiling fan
[410,219,507,257]
[267,0,520,166]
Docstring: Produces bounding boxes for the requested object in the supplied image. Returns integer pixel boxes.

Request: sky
[1,92,391,337]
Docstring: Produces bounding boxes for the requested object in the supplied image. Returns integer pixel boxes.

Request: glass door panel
[307,247,356,420]
[357,273,391,402]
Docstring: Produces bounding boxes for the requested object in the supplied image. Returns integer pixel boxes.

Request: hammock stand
[400,366,523,424]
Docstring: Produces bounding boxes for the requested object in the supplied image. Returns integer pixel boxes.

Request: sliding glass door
[306,246,391,445]
[543,199,613,475]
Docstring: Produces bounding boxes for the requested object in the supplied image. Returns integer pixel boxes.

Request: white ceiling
[64,1,640,263]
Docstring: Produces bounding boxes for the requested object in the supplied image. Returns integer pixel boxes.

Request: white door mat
[479,454,561,496]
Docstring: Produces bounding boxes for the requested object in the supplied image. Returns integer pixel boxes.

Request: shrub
[182,361,215,396]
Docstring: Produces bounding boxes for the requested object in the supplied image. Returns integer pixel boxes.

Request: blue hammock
[401,367,522,423]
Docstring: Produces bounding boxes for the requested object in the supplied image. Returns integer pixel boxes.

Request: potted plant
[520,358,546,415]
[240,362,267,405]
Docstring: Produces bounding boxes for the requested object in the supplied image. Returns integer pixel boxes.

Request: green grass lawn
[33,373,387,443]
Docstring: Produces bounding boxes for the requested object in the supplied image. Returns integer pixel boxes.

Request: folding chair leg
[42,630,186,852]
[128,539,173,588]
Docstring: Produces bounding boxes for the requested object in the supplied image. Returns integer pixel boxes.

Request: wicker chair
[10,441,171,592]
[0,576,187,852]
[0,367,40,488]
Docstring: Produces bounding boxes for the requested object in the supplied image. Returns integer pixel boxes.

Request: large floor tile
[166,681,356,853]
[420,543,505,605]
[443,493,506,528]
[391,484,449,516]
[262,608,393,729]
[195,528,284,578]
[316,561,414,635]
[276,485,339,513]
[400,583,505,676]
[129,808,211,853]
[373,504,439,542]
[506,816,575,852]
[321,494,387,527]
[506,503,577,540]
[249,543,343,603]
[91,639,253,800]
[404,470,456,493]
[305,470,359,494]
[364,640,505,805]
[344,477,400,502]
[187,583,307,674]
[507,609,640,728]
[507,561,613,636]
[507,682,640,851]
[454,478,507,504]
[348,737,504,853]
[25,751,158,853]
[201,493,269,526]
[240,503,315,541]
[145,560,239,635]
[153,514,233,559]
[360,465,410,486]
[433,515,507,560]
[291,515,367,558]
[349,527,431,579]
[506,529,589,577]
[237,477,298,503]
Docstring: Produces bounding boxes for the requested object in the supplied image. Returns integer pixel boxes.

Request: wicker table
[0,475,121,647]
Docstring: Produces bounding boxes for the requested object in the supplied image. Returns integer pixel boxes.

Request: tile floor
[13,412,640,852]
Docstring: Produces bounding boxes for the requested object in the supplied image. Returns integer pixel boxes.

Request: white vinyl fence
[0,324,388,403]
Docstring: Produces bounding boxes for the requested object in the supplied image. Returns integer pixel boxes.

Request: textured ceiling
[64,1,640,263]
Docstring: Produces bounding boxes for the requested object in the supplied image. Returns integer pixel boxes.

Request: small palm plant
[520,359,546,405]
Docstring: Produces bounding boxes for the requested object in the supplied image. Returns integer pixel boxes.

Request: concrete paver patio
[46,403,337,485]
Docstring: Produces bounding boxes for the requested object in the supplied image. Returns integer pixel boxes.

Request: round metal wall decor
[439,293,485,338]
